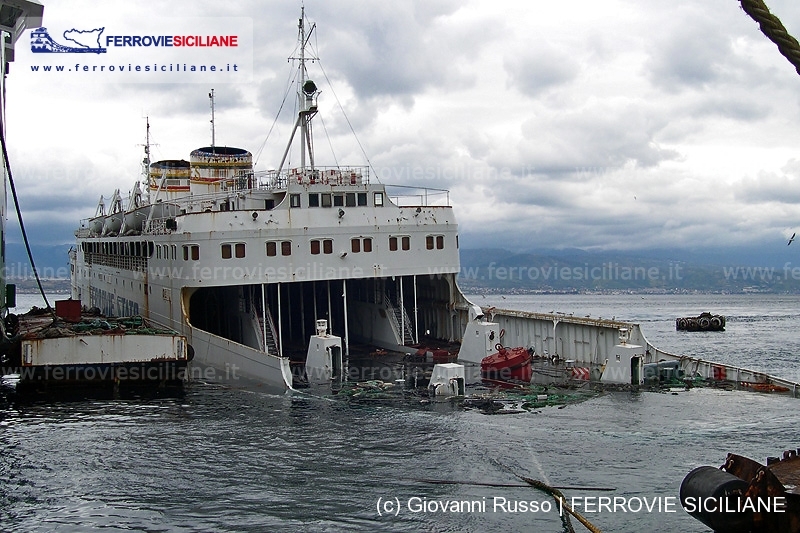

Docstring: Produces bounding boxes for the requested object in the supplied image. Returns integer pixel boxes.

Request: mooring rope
[491,459,603,532]
[740,0,800,75]
[515,474,603,533]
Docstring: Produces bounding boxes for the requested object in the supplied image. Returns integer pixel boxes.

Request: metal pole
[313,281,318,321]
[287,283,293,340]
[300,283,306,341]
[413,274,419,344]
[342,279,350,357]
[327,279,332,332]
[261,283,268,354]
[399,276,405,345]
[278,283,284,358]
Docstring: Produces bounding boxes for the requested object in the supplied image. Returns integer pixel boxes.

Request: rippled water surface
[3,293,800,532]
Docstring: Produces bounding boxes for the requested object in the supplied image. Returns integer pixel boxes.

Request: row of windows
[155,244,178,260]
[290,192,384,208]
[82,240,153,257]
[178,234,450,262]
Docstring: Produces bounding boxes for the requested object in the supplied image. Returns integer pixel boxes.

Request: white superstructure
[72,10,466,389]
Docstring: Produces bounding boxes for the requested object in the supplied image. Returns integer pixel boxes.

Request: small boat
[101,189,124,236]
[87,196,106,236]
[481,344,533,383]
[676,312,725,331]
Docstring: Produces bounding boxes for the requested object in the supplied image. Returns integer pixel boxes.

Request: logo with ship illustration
[30,26,107,54]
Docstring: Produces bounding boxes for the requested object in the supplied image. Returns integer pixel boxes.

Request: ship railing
[145,217,172,235]
[84,252,147,272]
[385,184,451,207]
[75,225,92,238]
[256,166,370,189]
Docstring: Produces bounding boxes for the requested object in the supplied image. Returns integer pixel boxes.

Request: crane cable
[740,0,800,75]
[0,117,56,321]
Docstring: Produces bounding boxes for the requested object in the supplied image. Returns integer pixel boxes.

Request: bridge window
[357,193,367,206]
[389,235,410,252]
[333,194,344,207]
[290,194,301,208]
[351,237,373,253]
[221,243,246,259]
[426,235,445,250]
[311,239,333,255]
[374,192,384,206]
[345,193,356,207]
[321,193,332,207]
[308,193,320,207]
[266,240,292,257]
[183,244,200,261]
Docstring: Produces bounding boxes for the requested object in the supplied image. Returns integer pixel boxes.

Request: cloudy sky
[6,0,800,256]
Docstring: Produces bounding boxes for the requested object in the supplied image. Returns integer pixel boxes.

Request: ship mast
[139,117,159,192]
[209,89,216,150]
[143,117,151,172]
[278,7,319,175]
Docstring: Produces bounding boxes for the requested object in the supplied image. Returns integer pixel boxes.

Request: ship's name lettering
[89,287,140,317]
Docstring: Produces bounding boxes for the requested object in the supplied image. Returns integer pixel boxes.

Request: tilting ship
[0,1,189,395]
[69,9,800,395]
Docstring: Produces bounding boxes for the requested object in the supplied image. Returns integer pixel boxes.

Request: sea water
[2,292,800,532]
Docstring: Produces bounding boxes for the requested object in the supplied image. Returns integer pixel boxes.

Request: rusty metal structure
[681,450,800,532]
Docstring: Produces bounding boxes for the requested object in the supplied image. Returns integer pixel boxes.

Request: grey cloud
[504,45,579,96]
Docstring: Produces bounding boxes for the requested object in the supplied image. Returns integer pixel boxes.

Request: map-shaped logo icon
[31,27,107,54]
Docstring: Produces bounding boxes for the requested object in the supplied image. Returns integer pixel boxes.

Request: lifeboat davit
[481,344,533,383]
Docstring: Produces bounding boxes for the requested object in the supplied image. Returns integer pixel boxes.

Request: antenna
[138,117,158,189]
[144,116,151,167]
[209,88,216,149]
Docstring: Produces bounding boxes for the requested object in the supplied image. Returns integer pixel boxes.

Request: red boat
[481,344,533,383]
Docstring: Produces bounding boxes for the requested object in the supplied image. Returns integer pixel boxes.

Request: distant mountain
[5,243,71,279]
[457,247,800,293]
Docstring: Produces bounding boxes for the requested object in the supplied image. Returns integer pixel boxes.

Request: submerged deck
[479,306,800,397]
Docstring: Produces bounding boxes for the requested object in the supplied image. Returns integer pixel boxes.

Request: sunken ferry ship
[70,10,800,395]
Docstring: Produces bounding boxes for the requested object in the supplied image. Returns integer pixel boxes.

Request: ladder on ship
[249,289,280,356]
[385,290,414,345]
